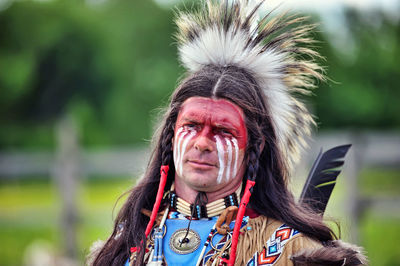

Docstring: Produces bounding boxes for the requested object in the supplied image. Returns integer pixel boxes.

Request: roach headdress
[175,0,324,169]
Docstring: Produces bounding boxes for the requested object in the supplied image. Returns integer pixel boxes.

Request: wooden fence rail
[0,130,399,260]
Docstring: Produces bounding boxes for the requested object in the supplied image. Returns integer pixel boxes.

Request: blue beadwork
[170,194,175,207]
[196,205,201,219]
[269,243,278,254]
[229,195,234,206]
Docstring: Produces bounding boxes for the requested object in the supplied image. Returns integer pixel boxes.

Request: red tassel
[228,179,255,266]
[144,165,169,238]
[220,257,229,265]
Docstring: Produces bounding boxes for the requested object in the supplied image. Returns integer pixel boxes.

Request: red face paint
[173,97,247,192]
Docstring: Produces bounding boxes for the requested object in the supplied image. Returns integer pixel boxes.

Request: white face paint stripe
[173,127,184,165]
[215,135,225,184]
[174,128,187,176]
[178,130,196,175]
[231,138,239,178]
[225,138,233,182]
[176,131,187,168]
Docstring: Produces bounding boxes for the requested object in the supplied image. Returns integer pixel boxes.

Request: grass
[358,168,400,266]
[0,168,399,265]
[0,177,133,266]
[361,214,400,266]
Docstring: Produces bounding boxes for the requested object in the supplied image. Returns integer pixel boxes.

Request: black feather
[299,144,352,215]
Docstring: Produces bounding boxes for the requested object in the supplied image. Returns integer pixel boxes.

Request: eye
[218,128,233,136]
[183,123,197,130]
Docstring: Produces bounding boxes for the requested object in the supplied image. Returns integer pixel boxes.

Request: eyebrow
[180,117,202,124]
[215,123,240,134]
[180,115,242,135]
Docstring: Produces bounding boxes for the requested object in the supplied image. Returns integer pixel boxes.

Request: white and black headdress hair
[175,0,324,169]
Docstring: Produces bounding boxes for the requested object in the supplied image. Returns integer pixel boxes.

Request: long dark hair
[92,65,336,265]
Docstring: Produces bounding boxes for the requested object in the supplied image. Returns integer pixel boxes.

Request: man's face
[173,97,247,192]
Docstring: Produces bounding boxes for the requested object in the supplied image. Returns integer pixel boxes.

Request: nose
[193,129,214,152]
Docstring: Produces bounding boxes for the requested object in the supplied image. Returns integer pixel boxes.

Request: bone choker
[168,186,241,219]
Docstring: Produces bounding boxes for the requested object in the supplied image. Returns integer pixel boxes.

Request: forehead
[177,97,245,126]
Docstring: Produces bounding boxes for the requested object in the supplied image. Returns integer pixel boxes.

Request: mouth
[187,160,217,169]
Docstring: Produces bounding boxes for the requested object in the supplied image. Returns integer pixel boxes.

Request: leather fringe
[235,216,273,265]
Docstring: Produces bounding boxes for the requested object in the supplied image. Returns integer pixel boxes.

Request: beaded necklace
[168,187,241,219]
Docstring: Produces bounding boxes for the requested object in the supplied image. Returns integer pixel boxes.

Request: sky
[153,0,399,9]
[263,0,399,12]
[152,0,400,54]
[154,0,400,18]
[1,0,398,15]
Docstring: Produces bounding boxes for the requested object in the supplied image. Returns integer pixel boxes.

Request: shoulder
[274,233,321,265]
[236,216,311,265]
[238,216,367,266]
[241,217,321,265]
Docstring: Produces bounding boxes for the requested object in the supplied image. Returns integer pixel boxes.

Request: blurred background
[0,0,399,265]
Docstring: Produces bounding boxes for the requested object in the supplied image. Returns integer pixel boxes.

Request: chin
[186,176,220,191]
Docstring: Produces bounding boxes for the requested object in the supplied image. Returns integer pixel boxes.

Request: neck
[169,184,241,218]
[174,177,242,204]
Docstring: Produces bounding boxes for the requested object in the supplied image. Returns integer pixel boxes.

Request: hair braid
[160,117,175,166]
[246,147,260,182]
[246,128,262,182]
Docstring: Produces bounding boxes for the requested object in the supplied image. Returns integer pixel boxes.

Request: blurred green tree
[0,0,180,149]
[0,1,398,150]
[314,8,400,130]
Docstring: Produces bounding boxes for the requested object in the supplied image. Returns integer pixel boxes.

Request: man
[89,1,367,265]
